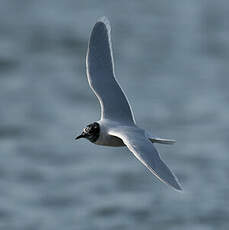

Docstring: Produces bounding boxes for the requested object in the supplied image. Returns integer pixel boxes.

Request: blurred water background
[1,0,229,229]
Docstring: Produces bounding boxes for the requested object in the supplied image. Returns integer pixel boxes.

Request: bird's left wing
[109,127,182,191]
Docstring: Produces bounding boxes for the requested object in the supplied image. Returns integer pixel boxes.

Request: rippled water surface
[1,0,229,229]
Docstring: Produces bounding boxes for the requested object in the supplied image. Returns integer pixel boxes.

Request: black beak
[75,133,85,140]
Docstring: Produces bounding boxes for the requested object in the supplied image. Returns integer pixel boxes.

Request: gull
[75,17,182,191]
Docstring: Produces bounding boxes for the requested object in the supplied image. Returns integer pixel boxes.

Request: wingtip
[96,16,111,32]
[171,178,183,192]
[173,183,183,192]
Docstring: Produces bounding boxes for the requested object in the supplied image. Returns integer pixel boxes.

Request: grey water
[1,0,229,229]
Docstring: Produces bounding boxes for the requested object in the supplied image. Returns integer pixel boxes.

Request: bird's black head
[75,122,100,143]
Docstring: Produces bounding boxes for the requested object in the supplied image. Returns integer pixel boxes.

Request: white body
[95,120,125,146]
[95,119,176,147]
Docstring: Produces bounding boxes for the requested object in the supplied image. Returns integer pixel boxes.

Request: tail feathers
[149,137,176,145]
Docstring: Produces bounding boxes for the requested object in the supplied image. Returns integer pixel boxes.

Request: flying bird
[75,17,182,191]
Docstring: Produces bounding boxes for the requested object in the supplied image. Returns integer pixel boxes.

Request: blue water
[1,0,229,229]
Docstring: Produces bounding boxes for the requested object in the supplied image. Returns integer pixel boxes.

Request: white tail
[149,137,176,145]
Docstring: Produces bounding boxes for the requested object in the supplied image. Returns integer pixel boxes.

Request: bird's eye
[85,126,93,134]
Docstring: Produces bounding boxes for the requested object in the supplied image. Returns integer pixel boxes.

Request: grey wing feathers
[86,17,135,124]
[109,128,182,191]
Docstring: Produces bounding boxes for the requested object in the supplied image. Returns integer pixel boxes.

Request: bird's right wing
[109,127,182,191]
[86,17,135,124]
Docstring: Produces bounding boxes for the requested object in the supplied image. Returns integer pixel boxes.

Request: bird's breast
[95,133,125,147]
